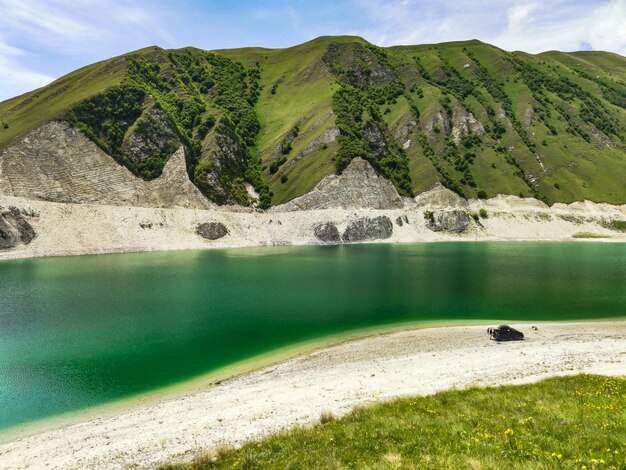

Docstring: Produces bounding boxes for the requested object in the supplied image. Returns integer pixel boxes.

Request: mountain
[1,36,625,208]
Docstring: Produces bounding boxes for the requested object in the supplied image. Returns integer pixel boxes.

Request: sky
[1,0,625,101]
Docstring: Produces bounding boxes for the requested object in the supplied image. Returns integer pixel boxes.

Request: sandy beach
[0,321,624,469]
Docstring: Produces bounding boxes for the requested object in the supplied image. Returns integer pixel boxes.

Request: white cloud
[0,0,175,100]
[587,0,626,53]
[351,0,505,46]
[350,0,626,55]
[0,0,172,55]
[508,2,539,24]
[493,0,626,54]
[1,0,625,102]
[0,40,24,57]
[0,41,54,101]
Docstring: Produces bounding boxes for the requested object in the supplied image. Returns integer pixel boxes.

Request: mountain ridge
[1,36,625,208]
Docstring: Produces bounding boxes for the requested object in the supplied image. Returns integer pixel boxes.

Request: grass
[217,36,340,202]
[160,375,626,470]
[1,37,625,206]
[572,232,609,239]
[0,53,128,148]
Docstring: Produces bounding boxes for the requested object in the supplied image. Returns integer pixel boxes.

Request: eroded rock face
[342,216,393,242]
[120,107,179,178]
[425,210,470,233]
[0,206,38,249]
[324,43,396,87]
[272,127,298,161]
[280,114,339,172]
[414,183,468,209]
[275,158,404,211]
[314,222,340,243]
[298,126,339,158]
[450,106,485,145]
[195,119,249,205]
[363,121,387,159]
[0,121,211,209]
[423,106,484,144]
[196,222,229,240]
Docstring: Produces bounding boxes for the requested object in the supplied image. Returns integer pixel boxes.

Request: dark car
[487,325,524,341]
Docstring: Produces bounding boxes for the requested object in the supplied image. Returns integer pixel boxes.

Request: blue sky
[1,0,625,101]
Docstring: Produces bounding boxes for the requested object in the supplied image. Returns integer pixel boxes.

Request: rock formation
[0,121,211,209]
[275,158,404,211]
[414,184,469,209]
[425,210,470,233]
[0,206,37,249]
[119,107,180,178]
[450,106,485,145]
[314,222,340,243]
[342,216,393,242]
[195,118,250,205]
[197,222,229,240]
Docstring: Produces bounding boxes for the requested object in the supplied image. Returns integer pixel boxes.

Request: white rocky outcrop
[450,105,485,145]
[274,157,404,211]
[413,183,468,209]
[423,106,484,144]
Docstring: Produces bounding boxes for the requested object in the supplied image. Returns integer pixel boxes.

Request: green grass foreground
[162,375,626,470]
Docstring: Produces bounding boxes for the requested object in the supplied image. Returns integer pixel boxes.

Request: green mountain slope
[1,37,625,206]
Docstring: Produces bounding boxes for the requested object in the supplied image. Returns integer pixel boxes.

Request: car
[487,325,524,341]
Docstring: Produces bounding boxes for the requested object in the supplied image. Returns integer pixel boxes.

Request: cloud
[349,0,626,54]
[0,0,172,55]
[0,41,54,101]
[507,2,539,34]
[0,0,175,100]
[492,0,626,54]
[508,2,539,24]
[587,0,626,53]
[350,0,506,46]
[1,0,625,102]
[0,40,24,57]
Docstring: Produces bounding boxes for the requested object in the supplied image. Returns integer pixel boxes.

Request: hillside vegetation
[1,37,625,206]
[161,375,626,470]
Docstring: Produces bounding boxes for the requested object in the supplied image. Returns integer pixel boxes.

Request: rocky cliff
[0,205,37,249]
[274,158,404,211]
[0,121,211,209]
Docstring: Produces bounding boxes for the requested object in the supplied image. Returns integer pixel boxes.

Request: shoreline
[1,192,625,262]
[1,233,626,263]
[2,235,626,264]
[0,320,624,469]
[0,318,519,443]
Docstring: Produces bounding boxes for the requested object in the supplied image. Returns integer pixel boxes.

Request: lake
[0,242,625,431]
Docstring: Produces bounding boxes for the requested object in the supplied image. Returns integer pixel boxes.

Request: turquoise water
[0,242,625,431]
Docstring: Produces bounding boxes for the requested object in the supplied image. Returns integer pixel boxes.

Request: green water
[0,242,625,430]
